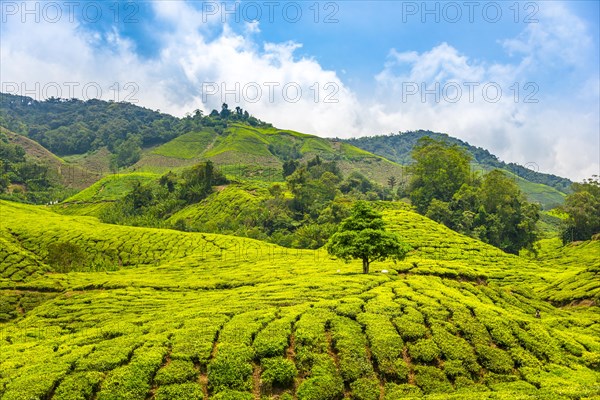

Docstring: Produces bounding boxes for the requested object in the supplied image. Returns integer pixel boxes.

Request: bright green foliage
[208,309,276,395]
[153,130,217,159]
[330,316,373,382]
[357,313,407,380]
[409,136,472,213]
[413,365,454,394]
[394,317,428,341]
[260,357,297,388]
[210,390,254,400]
[0,200,599,399]
[531,238,600,305]
[64,173,159,202]
[53,371,104,400]
[154,383,204,400]
[430,323,477,363]
[349,377,380,400]
[296,374,344,400]
[327,201,411,273]
[96,344,167,400]
[474,344,514,374]
[253,313,297,358]
[408,338,441,363]
[75,335,142,372]
[153,359,197,385]
[383,382,423,399]
[561,177,600,242]
[207,345,254,393]
[171,316,227,364]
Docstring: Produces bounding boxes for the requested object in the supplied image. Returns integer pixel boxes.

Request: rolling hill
[134,123,405,188]
[1,94,572,209]
[345,131,571,209]
[1,200,599,399]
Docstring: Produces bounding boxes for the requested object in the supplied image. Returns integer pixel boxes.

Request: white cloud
[0,1,597,181]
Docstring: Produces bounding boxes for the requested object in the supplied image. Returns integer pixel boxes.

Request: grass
[499,169,567,210]
[0,199,599,399]
[152,130,217,159]
[63,173,159,203]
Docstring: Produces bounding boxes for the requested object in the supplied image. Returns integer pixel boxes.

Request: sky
[1,0,599,181]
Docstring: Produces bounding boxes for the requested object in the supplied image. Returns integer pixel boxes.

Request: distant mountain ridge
[344,130,572,194]
[0,93,571,208]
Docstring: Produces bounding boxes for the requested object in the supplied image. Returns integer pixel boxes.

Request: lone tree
[326,201,411,274]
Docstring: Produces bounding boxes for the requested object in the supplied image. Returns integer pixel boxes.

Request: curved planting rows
[0,200,599,399]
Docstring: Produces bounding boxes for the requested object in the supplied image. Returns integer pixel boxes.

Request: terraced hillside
[1,200,599,399]
[134,124,405,186]
[1,127,102,190]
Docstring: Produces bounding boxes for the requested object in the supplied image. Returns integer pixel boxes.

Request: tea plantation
[1,200,599,399]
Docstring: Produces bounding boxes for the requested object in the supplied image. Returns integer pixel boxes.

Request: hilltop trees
[561,176,600,243]
[473,170,539,254]
[410,138,540,254]
[327,201,411,274]
[101,161,227,225]
[0,131,55,200]
[409,137,472,213]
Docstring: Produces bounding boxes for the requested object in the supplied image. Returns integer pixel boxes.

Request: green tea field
[1,200,599,400]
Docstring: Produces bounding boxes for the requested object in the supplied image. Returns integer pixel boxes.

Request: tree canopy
[408,138,540,254]
[409,137,472,213]
[326,201,411,274]
[561,176,600,243]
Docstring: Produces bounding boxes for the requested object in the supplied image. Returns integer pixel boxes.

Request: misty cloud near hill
[1,1,597,180]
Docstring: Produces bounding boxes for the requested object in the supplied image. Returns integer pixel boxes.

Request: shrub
[383,382,423,399]
[171,317,226,364]
[155,383,204,400]
[357,313,406,380]
[511,322,561,363]
[254,319,292,358]
[53,371,104,400]
[154,359,197,385]
[393,318,427,341]
[430,323,474,361]
[413,365,454,394]
[408,339,441,363]
[443,359,468,378]
[482,372,519,385]
[475,344,514,374]
[97,345,166,400]
[330,316,373,382]
[335,298,365,319]
[261,357,297,389]
[76,336,140,371]
[208,345,254,393]
[582,351,600,370]
[211,389,254,400]
[509,346,540,368]
[350,377,380,400]
[296,375,344,400]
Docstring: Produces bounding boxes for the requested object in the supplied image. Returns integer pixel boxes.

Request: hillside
[134,123,404,187]
[1,94,573,208]
[1,200,599,399]
[345,131,571,208]
[1,127,97,190]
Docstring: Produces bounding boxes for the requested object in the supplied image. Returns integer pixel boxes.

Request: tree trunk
[362,258,369,274]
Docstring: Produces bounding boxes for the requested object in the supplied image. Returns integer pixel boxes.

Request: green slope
[345,131,571,209]
[63,173,159,203]
[132,123,404,186]
[528,238,600,306]
[152,130,218,159]
[1,200,599,399]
